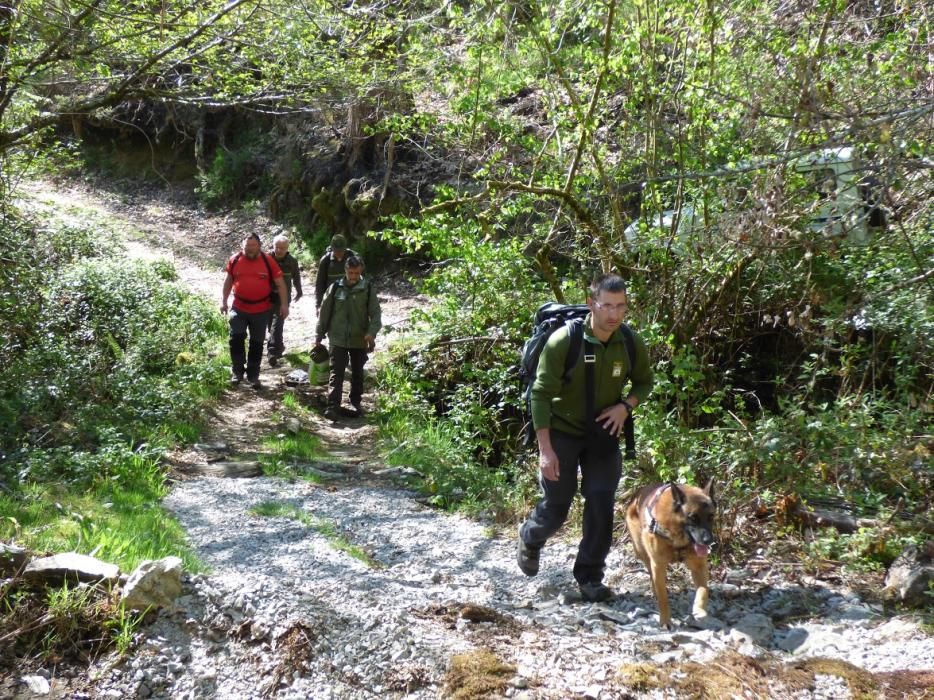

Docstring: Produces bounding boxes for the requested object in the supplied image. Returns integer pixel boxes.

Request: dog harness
[643,484,674,541]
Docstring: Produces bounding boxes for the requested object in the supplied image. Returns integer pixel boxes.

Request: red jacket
[226,253,283,313]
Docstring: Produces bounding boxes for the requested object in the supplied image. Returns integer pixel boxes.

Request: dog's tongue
[693,543,710,557]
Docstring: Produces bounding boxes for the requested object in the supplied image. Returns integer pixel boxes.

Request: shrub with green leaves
[2,257,227,466]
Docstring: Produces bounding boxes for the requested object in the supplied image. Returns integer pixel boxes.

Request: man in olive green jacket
[315,256,381,420]
[518,273,654,602]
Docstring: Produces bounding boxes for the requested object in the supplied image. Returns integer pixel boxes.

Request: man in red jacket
[220,234,289,389]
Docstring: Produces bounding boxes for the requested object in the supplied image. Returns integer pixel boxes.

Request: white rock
[21,676,51,695]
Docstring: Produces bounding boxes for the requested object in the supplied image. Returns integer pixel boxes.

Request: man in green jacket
[314,234,358,311]
[315,256,382,420]
[517,273,654,602]
[266,234,303,365]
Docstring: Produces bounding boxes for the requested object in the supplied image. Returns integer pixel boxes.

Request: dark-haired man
[517,273,654,602]
[315,256,381,420]
[220,234,288,389]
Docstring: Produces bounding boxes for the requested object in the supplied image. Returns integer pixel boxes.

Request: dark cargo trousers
[266,301,289,357]
[327,346,368,409]
[519,428,623,585]
[229,308,271,381]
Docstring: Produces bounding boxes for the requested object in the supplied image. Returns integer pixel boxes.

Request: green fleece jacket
[316,277,381,349]
[530,315,654,436]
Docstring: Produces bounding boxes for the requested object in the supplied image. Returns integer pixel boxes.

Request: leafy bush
[1,257,227,466]
[0,210,225,574]
[375,223,549,513]
[196,132,275,207]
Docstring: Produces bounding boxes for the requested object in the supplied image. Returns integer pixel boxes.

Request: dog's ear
[703,478,715,502]
[669,482,685,509]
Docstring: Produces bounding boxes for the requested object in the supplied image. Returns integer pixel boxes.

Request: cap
[330,234,347,250]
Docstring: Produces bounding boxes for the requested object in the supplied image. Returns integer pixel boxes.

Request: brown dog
[625,480,716,628]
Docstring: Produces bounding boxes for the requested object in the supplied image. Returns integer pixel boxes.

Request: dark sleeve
[291,257,303,295]
[316,284,335,339]
[366,284,382,338]
[530,329,570,430]
[314,255,328,306]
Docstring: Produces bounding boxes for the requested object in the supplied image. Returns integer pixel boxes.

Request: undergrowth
[0,200,226,669]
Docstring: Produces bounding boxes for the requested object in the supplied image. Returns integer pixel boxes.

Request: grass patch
[284,350,310,368]
[259,432,328,480]
[443,648,515,700]
[0,470,203,574]
[378,412,531,520]
[250,501,379,567]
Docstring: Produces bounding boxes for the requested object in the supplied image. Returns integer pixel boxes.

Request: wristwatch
[620,399,635,415]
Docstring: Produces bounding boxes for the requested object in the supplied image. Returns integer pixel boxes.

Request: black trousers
[266,303,287,356]
[229,308,271,381]
[520,429,622,585]
[327,346,368,408]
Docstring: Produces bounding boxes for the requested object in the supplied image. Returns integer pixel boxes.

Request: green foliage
[196,132,275,207]
[0,210,220,579]
[804,526,921,574]
[106,604,149,655]
[375,222,550,514]
[1,253,228,462]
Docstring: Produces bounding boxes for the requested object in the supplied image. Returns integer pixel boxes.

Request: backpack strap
[322,279,341,333]
[231,252,275,305]
[583,337,597,436]
[563,318,598,441]
[561,318,585,382]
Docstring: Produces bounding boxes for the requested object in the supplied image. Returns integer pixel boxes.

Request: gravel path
[85,474,934,699]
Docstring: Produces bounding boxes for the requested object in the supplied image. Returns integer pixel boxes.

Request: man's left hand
[364,334,375,352]
[280,304,289,320]
[596,402,630,437]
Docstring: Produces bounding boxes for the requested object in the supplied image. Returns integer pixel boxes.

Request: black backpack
[518,302,637,459]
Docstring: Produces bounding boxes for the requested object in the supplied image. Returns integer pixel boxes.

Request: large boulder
[121,556,184,611]
[23,552,120,585]
[884,542,934,607]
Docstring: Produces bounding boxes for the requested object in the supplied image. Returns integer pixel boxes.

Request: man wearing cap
[315,255,381,420]
[266,234,303,366]
[220,234,288,389]
[315,234,358,311]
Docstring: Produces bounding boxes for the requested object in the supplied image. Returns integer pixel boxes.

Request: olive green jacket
[271,252,302,302]
[530,315,654,436]
[315,247,358,308]
[316,277,381,349]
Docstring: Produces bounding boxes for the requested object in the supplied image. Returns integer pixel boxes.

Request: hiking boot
[578,581,614,603]
[230,373,243,386]
[351,402,364,417]
[267,354,279,367]
[516,526,540,577]
[324,406,340,421]
[249,378,262,390]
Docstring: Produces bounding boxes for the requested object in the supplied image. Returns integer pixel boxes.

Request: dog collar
[643,484,674,541]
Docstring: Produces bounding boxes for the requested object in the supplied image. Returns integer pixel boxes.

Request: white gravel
[80,474,934,699]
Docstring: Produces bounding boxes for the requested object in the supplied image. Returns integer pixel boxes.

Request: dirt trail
[19,178,421,474]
